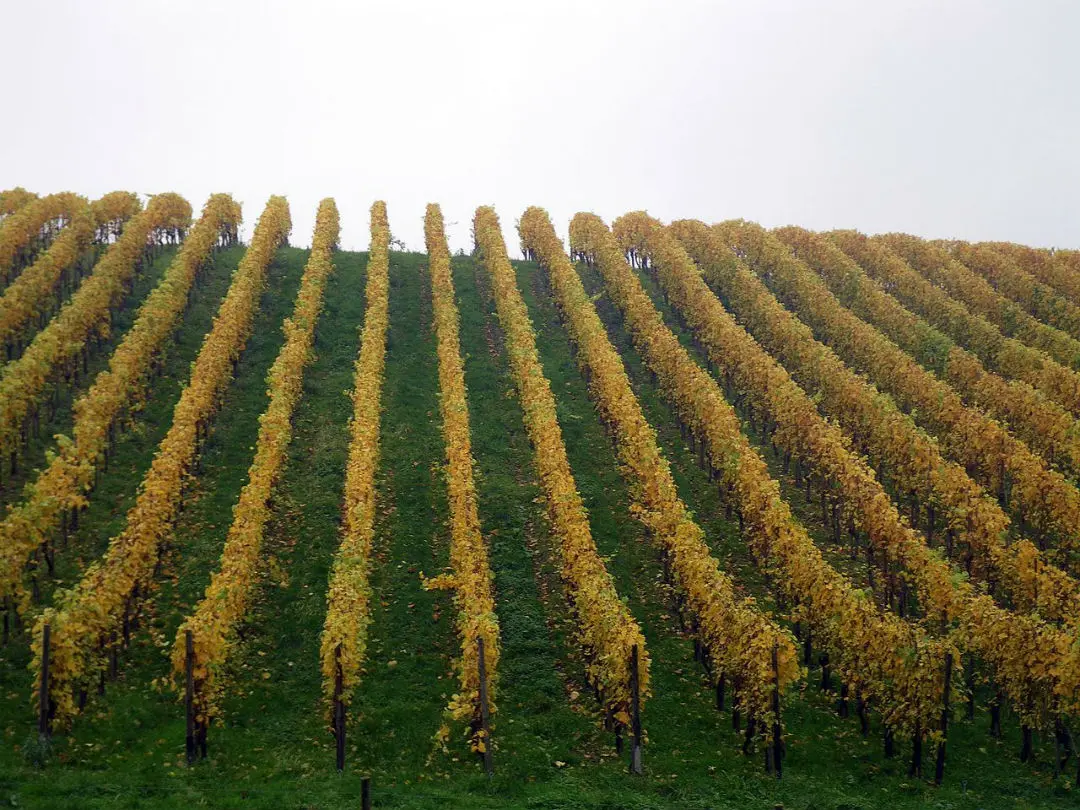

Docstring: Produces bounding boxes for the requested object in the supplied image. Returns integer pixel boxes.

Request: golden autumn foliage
[0,187,38,218]
[0,193,101,352]
[0,192,84,283]
[171,199,338,728]
[616,212,1076,729]
[882,234,1080,384]
[945,241,1080,346]
[425,203,500,750]
[985,242,1080,312]
[721,221,1080,569]
[572,211,954,738]
[673,220,1080,633]
[520,206,797,735]
[475,205,649,728]
[0,193,191,462]
[319,201,390,721]
[32,196,289,727]
[815,230,1080,476]
[0,194,238,617]
[90,192,142,244]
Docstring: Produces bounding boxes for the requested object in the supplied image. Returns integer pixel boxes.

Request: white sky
[2,0,1077,253]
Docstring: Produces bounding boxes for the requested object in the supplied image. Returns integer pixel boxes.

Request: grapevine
[0,193,191,466]
[319,202,390,722]
[475,205,649,730]
[946,242,1080,346]
[985,242,1080,310]
[826,230,1080,451]
[718,220,1080,569]
[673,220,1080,630]
[521,206,798,745]
[31,196,289,728]
[0,192,85,286]
[615,212,1073,731]
[0,194,238,617]
[882,235,1080,376]
[0,195,98,355]
[571,212,954,744]
[0,188,37,219]
[424,203,501,753]
[172,198,338,740]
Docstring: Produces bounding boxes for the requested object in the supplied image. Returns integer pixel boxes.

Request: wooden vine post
[935,652,953,785]
[477,637,493,776]
[770,643,783,778]
[1021,717,1034,763]
[630,644,643,775]
[38,622,51,741]
[184,629,196,765]
[334,644,345,772]
[910,720,923,778]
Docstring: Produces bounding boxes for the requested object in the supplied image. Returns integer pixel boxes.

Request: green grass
[0,245,1072,809]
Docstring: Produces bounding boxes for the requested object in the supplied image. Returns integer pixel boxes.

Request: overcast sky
[2,0,1077,253]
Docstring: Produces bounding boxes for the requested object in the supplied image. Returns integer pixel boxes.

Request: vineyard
[1,188,1079,809]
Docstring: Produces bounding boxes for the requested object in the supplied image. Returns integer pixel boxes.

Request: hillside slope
[0,248,1071,809]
